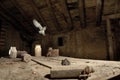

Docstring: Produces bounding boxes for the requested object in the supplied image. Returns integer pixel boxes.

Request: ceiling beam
[29,0,51,33]
[78,0,87,28]
[0,17,34,43]
[59,0,74,30]
[0,11,33,40]
[46,0,62,31]
[10,0,37,33]
[96,0,104,26]
[0,1,33,35]
[29,0,48,26]
[102,13,120,20]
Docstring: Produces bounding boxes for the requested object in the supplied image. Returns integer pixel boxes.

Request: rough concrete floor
[0,57,50,80]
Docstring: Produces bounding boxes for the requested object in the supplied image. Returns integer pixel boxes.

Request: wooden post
[106,19,114,60]
[17,51,32,62]
[59,0,74,30]
[78,0,87,27]
[96,0,104,26]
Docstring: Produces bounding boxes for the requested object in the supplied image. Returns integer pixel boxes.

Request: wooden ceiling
[0,0,120,37]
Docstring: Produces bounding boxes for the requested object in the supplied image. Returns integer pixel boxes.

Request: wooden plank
[106,19,114,60]
[0,42,5,45]
[46,0,62,31]
[78,0,87,27]
[102,13,120,20]
[96,0,104,26]
[32,56,120,79]
[32,58,52,68]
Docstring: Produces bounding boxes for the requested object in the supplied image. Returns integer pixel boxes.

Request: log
[17,51,32,62]
[50,66,95,78]
[50,67,84,78]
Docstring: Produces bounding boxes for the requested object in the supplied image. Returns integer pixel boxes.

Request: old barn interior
[0,0,120,80]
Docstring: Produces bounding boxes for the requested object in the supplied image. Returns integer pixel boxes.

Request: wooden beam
[96,0,104,26]
[29,0,51,33]
[114,0,119,15]
[106,19,114,60]
[78,0,87,27]
[0,19,1,31]
[51,68,84,78]
[59,0,74,30]
[0,11,34,41]
[29,0,48,26]
[46,0,62,31]
[102,13,120,20]
[10,0,37,33]
[0,2,33,35]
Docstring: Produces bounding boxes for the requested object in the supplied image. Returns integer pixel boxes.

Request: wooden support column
[78,0,87,27]
[106,19,114,60]
[96,0,104,26]
[102,13,120,60]
[46,0,62,31]
[59,0,74,30]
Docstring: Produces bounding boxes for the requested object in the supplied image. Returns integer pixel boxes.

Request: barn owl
[33,19,46,36]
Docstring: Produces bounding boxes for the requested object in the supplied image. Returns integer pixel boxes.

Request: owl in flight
[33,19,46,36]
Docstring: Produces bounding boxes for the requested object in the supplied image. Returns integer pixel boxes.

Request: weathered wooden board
[51,68,83,78]
[32,56,120,80]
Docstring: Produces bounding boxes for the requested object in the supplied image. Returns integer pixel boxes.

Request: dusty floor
[0,56,120,80]
[0,57,49,80]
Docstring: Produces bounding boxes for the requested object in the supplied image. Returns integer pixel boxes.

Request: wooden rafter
[38,0,58,9]
[0,19,1,31]
[96,0,104,26]
[0,16,34,43]
[46,0,62,31]
[0,11,33,40]
[10,0,37,33]
[0,1,33,35]
[28,0,51,33]
[59,0,74,30]
[102,13,120,20]
[29,0,47,26]
[78,0,87,27]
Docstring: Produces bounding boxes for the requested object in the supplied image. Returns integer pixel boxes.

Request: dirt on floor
[0,57,50,80]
